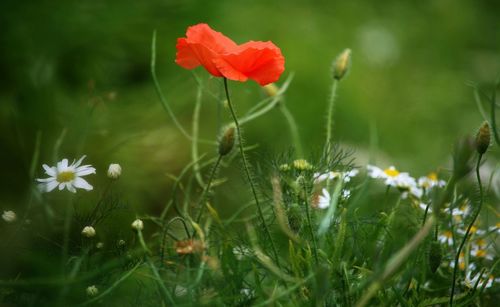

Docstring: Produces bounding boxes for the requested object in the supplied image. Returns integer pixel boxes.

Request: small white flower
[107,163,122,179]
[2,210,16,223]
[36,156,95,193]
[464,271,499,289]
[86,285,99,297]
[317,188,331,209]
[342,189,351,199]
[488,222,500,234]
[131,219,144,231]
[96,242,104,249]
[367,165,422,198]
[418,172,446,189]
[81,226,96,238]
[438,230,454,246]
[314,169,359,184]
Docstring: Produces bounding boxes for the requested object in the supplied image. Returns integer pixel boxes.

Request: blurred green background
[1,0,499,214]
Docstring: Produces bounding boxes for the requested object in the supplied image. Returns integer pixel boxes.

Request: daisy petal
[75,166,96,176]
[42,164,56,176]
[73,177,93,191]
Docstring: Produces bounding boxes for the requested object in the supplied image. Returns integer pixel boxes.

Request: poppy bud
[428,241,442,273]
[218,125,236,156]
[475,121,491,155]
[332,49,351,80]
[263,83,279,97]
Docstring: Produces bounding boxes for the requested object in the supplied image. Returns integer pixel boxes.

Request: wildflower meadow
[1,1,499,306]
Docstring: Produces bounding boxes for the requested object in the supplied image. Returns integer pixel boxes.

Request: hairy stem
[450,154,484,306]
[326,79,338,147]
[194,155,222,226]
[223,78,280,267]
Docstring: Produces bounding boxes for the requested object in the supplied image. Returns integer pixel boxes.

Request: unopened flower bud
[262,83,279,97]
[332,48,351,80]
[107,163,122,179]
[218,125,236,156]
[86,285,99,297]
[2,210,16,223]
[428,241,442,273]
[131,219,144,231]
[475,122,491,155]
[292,159,313,171]
[81,226,96,238]
[96,242,104,249]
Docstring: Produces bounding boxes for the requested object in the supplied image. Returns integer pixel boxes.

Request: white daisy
[313,169,359,184]
[367,165,422,198]
[438,230,454,246]
[418,172,446,189]
[36,156,96,193]
[464,271,499,289]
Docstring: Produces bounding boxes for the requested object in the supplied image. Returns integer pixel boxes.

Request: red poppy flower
[175,23,285,86]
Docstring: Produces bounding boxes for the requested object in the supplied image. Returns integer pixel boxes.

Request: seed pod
[332,49,352,80]
[428,241,442,273]
[218,125,236,156]
[475,121,491,155]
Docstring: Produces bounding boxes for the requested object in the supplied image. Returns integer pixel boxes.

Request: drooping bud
[428,241,442,273]
[262,83,279,97]
[475,121,491,155]
[218,125,236,156]
[332,49,352,80]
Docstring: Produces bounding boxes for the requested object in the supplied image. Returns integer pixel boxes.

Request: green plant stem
[194,155,222,227]
[326,79,338,147]
[301,181,319,264]
[279,103,304,158]
[450,154,484,307]
[490,85,500,146]
[150,30,214,145]
[223,78,280,267]
[192,84,205,187]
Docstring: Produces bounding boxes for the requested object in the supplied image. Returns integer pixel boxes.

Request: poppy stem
[326,79,339,148]
[194,155,222,227]
[449,153,484,307]
[223,78,281,268]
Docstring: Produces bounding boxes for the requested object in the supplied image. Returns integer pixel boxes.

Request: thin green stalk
[137,230,175,304]
[240,96,280,125]
[279,103,304,158]
[223,78,280,267]
[450,154,484,307]
[490,84,500,146]
[192,84,205,187]
[326,79,338,147]
[301,181,319,264]
[150,30,214,145]
[194,155,222,226]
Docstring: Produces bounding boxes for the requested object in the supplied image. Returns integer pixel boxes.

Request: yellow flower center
[383,168,399,177]
[475,238,486,247]
[475,249,487,258]
[57,171,75,183]
[443,230,453,238]
[470,225,478,233]
[427,172,438,181]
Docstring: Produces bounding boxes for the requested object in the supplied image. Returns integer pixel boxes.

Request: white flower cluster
[367,165,446,199]
[312,169,359,209]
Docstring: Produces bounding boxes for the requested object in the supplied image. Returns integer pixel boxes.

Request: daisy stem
[326,79,338,148]
[223,78,280,268]
[450,153,484,307]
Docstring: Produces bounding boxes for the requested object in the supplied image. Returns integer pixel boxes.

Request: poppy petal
[214,41,285,86]
[175,23,238,77]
